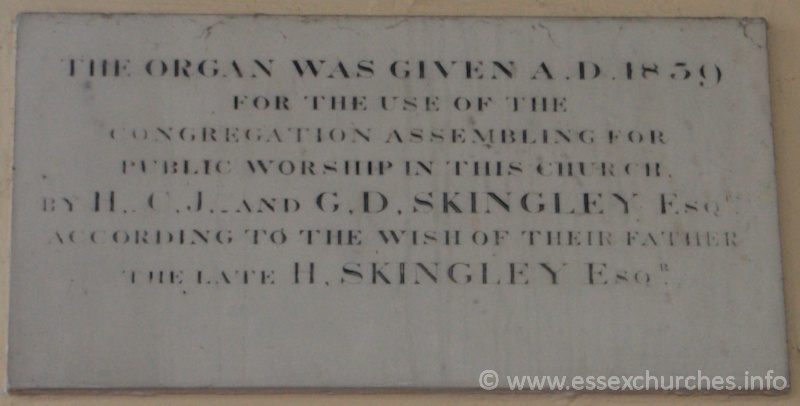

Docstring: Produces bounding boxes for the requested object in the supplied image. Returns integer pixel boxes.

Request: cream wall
[0,0,797,405]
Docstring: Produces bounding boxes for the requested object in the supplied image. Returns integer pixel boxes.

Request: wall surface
[0,0,798,405]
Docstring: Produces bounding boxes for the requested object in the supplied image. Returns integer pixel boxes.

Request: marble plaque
[8,15,787,391]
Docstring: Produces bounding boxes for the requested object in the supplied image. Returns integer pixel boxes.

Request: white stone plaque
[8,15,788,391]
